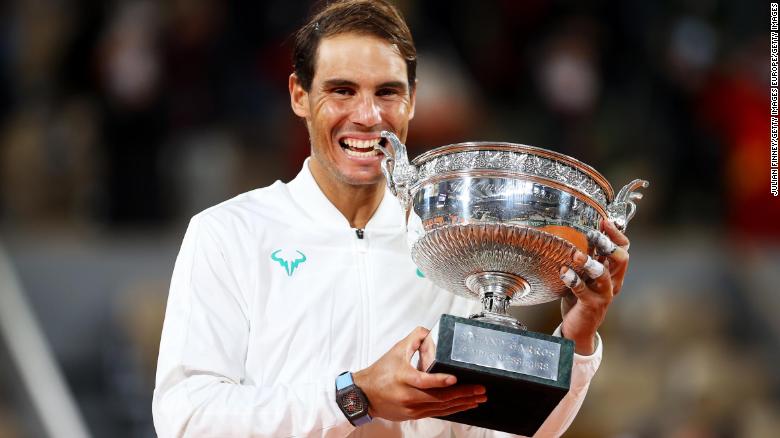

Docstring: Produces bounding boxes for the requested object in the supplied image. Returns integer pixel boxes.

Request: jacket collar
[286,158,405,232]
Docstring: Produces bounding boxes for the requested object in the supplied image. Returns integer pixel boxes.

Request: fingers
[393,327,456,389]
[601,218,630,250]
[587,227,629,262]
[405,327,467,389]
[586,228,618,256]
[411,395,487,418]
[417,334,437,372]
[403,383,486,404]
[588,221,631,295]
[399,361,487,418]
[582,253,606,278]
[403,326,431,357]
[561,251,613,298]
[559,266,585,297]
[400,385,486,419]
[404,368,456,389]
[574,251,610,286]
[605,248,629,296]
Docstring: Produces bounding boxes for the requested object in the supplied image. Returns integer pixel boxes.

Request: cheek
[314,101,349,129]
[380,100,412,122]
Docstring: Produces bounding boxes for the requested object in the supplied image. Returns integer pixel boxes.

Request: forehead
[313,32,408,85]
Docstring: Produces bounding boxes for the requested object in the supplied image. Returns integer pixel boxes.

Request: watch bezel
[335,371,372,426]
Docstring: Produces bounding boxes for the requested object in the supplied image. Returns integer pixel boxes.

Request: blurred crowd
[0,1,778,437]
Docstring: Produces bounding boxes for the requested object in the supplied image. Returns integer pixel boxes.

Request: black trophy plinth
[426,314,574,437]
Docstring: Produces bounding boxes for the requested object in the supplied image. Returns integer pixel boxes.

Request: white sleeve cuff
[552,324,602,389]
[552,324,602,358]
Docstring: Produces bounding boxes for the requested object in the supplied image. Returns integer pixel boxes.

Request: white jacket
[153,160,602,437]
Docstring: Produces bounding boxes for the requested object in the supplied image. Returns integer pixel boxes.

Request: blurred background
[0,0,778,437]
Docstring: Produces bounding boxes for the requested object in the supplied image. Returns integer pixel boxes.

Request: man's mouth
[339,137,387,158]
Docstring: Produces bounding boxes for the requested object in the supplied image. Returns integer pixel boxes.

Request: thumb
[417,330,437,372]
[400,327,456,389]
[403,367,457,389]
[402,326,431,359]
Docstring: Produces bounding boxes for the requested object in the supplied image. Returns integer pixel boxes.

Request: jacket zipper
[354,228,370,367]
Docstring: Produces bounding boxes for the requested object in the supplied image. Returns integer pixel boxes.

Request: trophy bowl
[377,131,648,436]
[378,131,648,324]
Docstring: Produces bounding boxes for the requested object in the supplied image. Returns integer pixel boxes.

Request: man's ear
[289,73,309,118]
[408,79,418,120]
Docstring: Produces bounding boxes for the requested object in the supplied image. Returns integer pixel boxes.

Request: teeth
[344,147,380,157]
[343,138,380,150]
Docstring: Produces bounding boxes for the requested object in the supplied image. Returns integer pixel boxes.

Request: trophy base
[426,314,574,436]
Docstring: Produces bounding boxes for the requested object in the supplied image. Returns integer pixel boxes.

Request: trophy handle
[606,179,649,232]
[378,130,417,207]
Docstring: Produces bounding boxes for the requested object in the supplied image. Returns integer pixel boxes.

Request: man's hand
[352,327,487,421]
[559,219,630,355]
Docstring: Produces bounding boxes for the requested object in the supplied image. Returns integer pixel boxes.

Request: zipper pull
[355,228,364,239]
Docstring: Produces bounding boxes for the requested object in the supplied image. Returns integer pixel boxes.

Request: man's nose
[351,95,382,127]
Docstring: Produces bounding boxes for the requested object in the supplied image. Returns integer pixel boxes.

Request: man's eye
[377,88,398,97]
[333,88,353,95]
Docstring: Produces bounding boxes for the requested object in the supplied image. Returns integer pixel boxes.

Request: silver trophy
[377,131,647,436]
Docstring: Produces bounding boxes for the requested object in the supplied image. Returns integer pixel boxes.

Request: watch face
[341,390,366,416]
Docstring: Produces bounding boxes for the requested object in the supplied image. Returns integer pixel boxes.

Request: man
[153,1,631,436]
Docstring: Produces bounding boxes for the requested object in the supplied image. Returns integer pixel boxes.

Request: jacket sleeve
[152,214,355,438]
[449,330,602,438]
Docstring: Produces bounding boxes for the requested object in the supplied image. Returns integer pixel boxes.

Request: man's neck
[308,162,385,229]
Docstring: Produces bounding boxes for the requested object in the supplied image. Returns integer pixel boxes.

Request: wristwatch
[335,371,372,426]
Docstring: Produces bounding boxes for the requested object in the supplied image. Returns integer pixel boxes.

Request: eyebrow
[322,79,408,92]
[322,79,358,88]
[376,81,408,91]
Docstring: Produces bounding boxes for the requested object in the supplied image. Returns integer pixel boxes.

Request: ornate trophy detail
[377,130,416,206]
[378,130,648,436]
[378,130,648,312]
[606,179,649,232]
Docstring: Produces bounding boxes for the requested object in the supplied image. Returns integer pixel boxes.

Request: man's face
[290,32,416,188]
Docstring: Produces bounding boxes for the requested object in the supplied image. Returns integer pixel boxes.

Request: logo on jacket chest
[270,249,307,277]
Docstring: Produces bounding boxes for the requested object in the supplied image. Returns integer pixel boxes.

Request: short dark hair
[292,0,417,91]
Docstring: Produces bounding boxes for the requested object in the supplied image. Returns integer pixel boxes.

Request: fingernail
[476,396,488,403]
[474,386,486,395]
[445,376,456,385]
[573,251,587,264]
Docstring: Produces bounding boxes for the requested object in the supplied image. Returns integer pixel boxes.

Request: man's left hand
[559,219,630,355]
